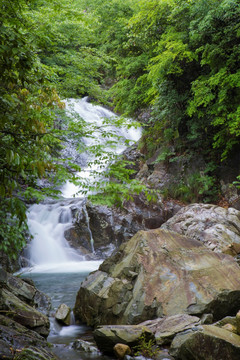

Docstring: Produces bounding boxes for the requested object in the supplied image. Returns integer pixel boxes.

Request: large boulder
[0,315,56,360]
[0,268,56,360]
[74,229,240,326]
[170,325,240,360]
[0,287,50,336]
[93,315,200,355]
[93,324,153,354]
[161,204,240,255]
[0,268,50,337]
[1,270,51,315]
[140,314,201,345]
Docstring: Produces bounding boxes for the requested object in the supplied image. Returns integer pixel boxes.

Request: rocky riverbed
[3,201,240,359]
[72,203,240,360]
[0,267,57,360]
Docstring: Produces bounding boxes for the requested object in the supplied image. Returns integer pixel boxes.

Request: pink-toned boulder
[74,229,240,326]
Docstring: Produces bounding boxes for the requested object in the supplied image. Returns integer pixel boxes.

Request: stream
[19,98,141,360]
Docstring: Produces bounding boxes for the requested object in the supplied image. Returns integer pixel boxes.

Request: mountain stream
[19,98,141,359]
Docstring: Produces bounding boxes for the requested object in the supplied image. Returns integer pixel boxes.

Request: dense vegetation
[1,0,239,257]
[111,0,240,201]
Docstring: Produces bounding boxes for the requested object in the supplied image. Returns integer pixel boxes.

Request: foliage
[113,0,240,201]
[187,0,240,160]
[161,171,218,204]
[133,334,158,359]
[23,0,139,101]
[89,161,155,207]
[2,0,240,258]
[0,1,48,255]
[0,199,28,259]
[0,0,135,259]
[25,0,110,99]
[0,0,83,257]
[108,0,173,115]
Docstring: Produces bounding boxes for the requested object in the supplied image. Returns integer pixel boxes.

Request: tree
[0,0,145,258]
[187,0,240,160]
[109,0,172,115]
[0,0,67,257]
[25,0,111,100]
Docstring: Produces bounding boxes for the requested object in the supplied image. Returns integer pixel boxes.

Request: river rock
[93,325,154,354]
[155,351,175,360]
[0,315,57,360]
[0,268,55,359]
[161,203,240,255]
[72,339,100,353]
[55,303,71,325]
[74,229,240,326]
[3,270,51,315]
[0,268,50,337]
[14,346,58,360]
[114,343,131,359]
[140,314,201,345]
[212,312,240,336]
[0,287,50,337]
[170,324,240,359]
[236,310,240,334]
[200,313,213,324]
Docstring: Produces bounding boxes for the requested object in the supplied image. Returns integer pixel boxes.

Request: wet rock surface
[72,339,100,353]
[0,268,51,315]
[170,324,240,360]
[114,343,131,359]
[140,315,201,345]
[93,324,154,354]
[55,303,71,326]
[0,268,57,360]
[91,310,240,359]
[66,197,181,258]
[74,229,240,327]
[161,204,240,255]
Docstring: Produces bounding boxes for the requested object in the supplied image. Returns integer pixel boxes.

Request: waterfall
[82,205,94,253]
[61,97,141,198]
[23,97,141,273]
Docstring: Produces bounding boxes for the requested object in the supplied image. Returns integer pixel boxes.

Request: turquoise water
[21,270,112,360]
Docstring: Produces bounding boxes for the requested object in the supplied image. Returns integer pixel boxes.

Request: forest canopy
[0,0,240,257]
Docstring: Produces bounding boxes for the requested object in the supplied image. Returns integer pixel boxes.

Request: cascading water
[24,97,141,272]
[61,97,141,198]
[28,203,79,265]
[19,97,141,360]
